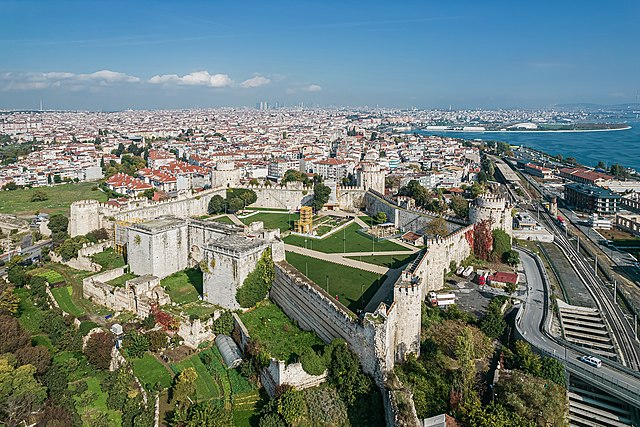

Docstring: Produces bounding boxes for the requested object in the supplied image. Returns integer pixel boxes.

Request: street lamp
[326,275,329,294]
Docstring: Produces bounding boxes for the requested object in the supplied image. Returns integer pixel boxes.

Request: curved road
[516,248,640,409]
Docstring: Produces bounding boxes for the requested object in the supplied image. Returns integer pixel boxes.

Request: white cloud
[241,75,271,88]
[304,84,322,92]
[148,71,233,88]
[0,69,141,91]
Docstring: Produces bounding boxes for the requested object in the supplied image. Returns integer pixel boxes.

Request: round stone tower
[357,161,385,194]
[211,160,241,188]
[70,199,101,237]
[469,194,512,235]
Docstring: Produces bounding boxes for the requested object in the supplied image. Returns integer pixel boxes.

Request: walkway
[284,244,389,274]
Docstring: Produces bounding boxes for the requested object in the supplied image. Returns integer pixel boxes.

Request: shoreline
[414,125,632,134]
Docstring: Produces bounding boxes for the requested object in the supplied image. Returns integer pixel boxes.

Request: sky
[0,0,639,110]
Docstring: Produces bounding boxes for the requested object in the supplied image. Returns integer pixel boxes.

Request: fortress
[69,163,513,425]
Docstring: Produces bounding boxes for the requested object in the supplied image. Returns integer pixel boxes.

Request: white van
[580,355,602,368]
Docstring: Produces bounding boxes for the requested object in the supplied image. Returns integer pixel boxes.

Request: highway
[516,248,640,409]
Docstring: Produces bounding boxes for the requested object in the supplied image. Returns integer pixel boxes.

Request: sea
[414,121,640,172]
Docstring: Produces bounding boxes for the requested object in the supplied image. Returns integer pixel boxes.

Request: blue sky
[1,0,638,110]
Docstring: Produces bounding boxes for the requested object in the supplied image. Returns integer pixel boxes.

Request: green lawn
[160,268,203,304]
[172,354,222,401]
[91,247,125,271]
[239,300,324,363]
[0,182,108,216]
[14,288,44,333]
[31,268,65,285]
[51,285,84,316]
[132,353,174,391]
[346,252,418,269]
[106,272,138,288]
[211,215,236,225]
[71,375,122,427]
[358,215,377,227]
[284,223,409,254]
[239,212,299,232]
[285,252,386,312]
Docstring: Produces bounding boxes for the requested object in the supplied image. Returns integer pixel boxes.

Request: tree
[505,281,518,295]
[480,302,506,339]
[142,313,156,330]
[374,211,387,224]
[470,181,484,198]
[226,197,244,214]
[512,341,541,376]
[450,194,469,219]
[299,349,326,375]
[212,311,234,335]
[48,214,69,235]
[15,345,51,375]
[236,249,275,308]
[0,357,48,427]
[30,190,48,202]
[505,250,520,267]
[122,332,150,359]
[207,195,226,215]
[171,367,197,409]
[453,326,479,411]
[496,370,566,426]
[0,281,19,315]
[312,181,331,212]
[277,389,306,425]
[184,401,231,427]
[327,341,372,406]
[540,356,565,386]
[146,330,168,352]
[492,229,511,262]
[425,217,448,237]
[84,332,114,370]
[0,315,30,354]
[142,188,155,200]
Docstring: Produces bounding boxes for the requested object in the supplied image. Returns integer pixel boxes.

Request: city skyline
[1,0,639,110]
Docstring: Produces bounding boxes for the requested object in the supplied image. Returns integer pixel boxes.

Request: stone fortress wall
[82,267,170,319]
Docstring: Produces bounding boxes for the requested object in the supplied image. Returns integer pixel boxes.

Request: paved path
[284,244,389,274]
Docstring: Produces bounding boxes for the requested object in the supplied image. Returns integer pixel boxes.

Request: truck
[462,266,474,278]
[428,292,456,308]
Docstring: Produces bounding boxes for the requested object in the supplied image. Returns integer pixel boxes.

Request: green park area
[91,248,126,270]
[285,252,386,312]
[171,354,222,401]
[0,182,108,216]
[106,272,138,288]
[50,285,84,316]
[211,215,236,225]
[284,223,409,253]
[160,268,203,304]
[346,252,418,269]
[239,300,324,362]
[239,211,299,232]
[131,353,174,391]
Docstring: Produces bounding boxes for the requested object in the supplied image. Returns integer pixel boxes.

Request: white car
[580,355,602,368]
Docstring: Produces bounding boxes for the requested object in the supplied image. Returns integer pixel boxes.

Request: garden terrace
[284,252,387,312]
[160,268,203,305]
[238,300,324,362]
[284,223,410,253]
[239,211,299,232]
[106,272,138,288]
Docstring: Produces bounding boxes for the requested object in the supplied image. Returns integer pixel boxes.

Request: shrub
[235,249,275,308]
[299,349,326,376]
[212,311,234,335]
[84,331,114,370]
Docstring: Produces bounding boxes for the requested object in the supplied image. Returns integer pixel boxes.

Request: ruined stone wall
[260,360,327,397]
[177,318,215,348]
[336,187,366,212]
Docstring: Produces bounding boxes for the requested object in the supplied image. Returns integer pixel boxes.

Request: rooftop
[133,216,186,232]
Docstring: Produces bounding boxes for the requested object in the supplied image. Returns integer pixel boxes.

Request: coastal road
[516,248,640,409]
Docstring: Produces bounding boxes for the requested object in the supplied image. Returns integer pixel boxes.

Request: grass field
[31,268,66,285]
[91,248,126,271]
[211,215,236,225]
[71,375,122,426]
[239,300,324,362]
[346,252,418,269]
[285,252,386,312]
[161,268,203,304]
[106,272,138,288]
[0,182,108,216]
[172,354,221,401]
[14,287,44,333]
[239,212,299,232]
[284,223,409,254]
[132,353,174,391]
[51,285,84,316]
